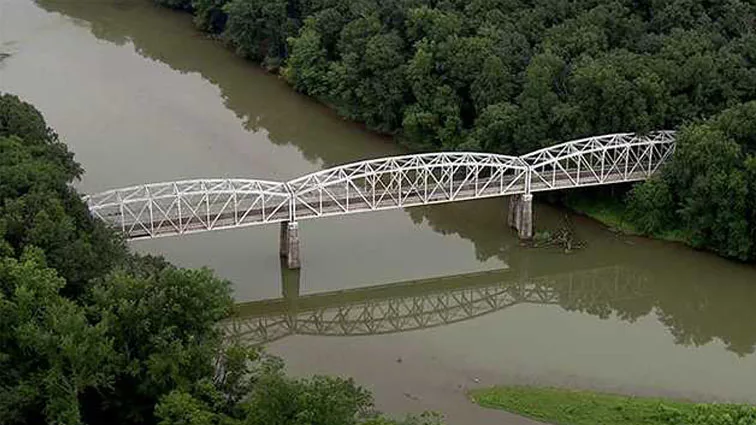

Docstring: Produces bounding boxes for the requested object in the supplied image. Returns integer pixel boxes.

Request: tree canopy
[627,102,756,261]
[154,0,755,153]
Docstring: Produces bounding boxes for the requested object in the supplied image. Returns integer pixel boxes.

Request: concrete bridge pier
[507,194,519,229]
[279,221,301,269]
[507,194,533,240]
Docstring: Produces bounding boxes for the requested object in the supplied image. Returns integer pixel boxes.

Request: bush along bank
[152,0,756,262]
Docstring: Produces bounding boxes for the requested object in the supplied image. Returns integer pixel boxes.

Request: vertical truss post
[525,165,532,195]
[117,191,125,235]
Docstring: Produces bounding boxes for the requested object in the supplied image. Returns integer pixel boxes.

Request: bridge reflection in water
[226,265,649,347]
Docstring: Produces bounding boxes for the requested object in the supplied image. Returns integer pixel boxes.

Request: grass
[469,386,756,425]
[563,196,687,243]
[563,196,640,235]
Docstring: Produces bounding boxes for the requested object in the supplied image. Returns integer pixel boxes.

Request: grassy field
[469,386,756,425]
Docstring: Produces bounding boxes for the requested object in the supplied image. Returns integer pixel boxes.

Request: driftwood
[531,215,586,253]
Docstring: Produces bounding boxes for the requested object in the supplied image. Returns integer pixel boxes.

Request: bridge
[84,131,675,268]
[225,265,649,347]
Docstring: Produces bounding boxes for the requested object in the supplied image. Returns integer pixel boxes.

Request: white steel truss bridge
[84,131,676,267]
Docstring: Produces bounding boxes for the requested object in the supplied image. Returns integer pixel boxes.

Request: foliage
[168,0,756,152]
[0,94,123,294]
[192,0,230,33]
[223,0,293,68]
[81,266,233,425]
[244,373,373,425]
[628,102,756,260]
[0,93,81,181]
[0,249,115,425]
[470,386,756,425]
[0,93,434,425]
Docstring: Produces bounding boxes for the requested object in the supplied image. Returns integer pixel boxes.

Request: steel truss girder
[85,132,675,240]
[83,179,290,239]
[522,131,676,192]
[287,152,529,220]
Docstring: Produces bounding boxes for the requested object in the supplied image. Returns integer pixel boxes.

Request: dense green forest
[153,0,756,261]
[627,102,756,260]
[0,92,440,425]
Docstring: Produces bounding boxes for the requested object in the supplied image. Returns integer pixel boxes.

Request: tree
[566,50,668,136]
[513,51,566,151]
[243,374,373,425]
[0,94,81,180]
[192,0,230,33]
[83,266,233,425]
[223,0,292,68]
[0,96,124,293]
[466,102,520,153]
[329,17,409,132]
[0,249,115,425]
[626,177,676,235]
[284,18,330,96]
[471,55,515,113]
[628,102,756,261]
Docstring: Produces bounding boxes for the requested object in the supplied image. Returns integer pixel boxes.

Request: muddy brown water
[2,1,755,423]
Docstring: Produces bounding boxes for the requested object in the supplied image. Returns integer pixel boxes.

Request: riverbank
[469,387,756,425]
[562,195,686,243]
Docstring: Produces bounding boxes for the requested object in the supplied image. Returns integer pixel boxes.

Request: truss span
[84,179,290,239]
[85,131,675,240]
[287,152,528,221]
[522,131,676,192]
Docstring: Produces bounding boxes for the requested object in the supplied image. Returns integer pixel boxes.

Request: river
[1,1,755,423]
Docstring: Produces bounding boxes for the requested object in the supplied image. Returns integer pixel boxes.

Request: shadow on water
[34,0,756,358]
